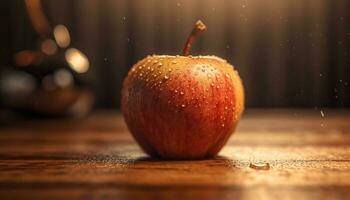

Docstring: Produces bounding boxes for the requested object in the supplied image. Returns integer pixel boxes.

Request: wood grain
[0,109,349,200]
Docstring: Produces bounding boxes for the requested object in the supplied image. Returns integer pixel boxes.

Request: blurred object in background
[0,0,94,118]
[0,0,349,109]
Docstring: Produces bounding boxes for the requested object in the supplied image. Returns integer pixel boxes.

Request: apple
[121,20,244,159]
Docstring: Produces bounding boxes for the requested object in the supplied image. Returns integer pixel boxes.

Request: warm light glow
[14,50,43,66]
[54,69,73,88]
[41,39,57,55]
[54,25,71,48]
[65,48,90,73]
[24,0,51,35]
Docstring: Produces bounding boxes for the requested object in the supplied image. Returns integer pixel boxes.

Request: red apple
[121,21,244,159]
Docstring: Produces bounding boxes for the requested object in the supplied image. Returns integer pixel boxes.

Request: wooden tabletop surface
[0,109,350,200]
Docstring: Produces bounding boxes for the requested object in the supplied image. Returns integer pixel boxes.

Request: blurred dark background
[0,0,349,114]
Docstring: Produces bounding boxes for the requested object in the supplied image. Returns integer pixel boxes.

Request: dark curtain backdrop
[1,0,350,108]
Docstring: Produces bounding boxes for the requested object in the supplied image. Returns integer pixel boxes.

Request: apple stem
[183,20,207,56]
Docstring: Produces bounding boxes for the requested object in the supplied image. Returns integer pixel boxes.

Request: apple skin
[121,55,244,159]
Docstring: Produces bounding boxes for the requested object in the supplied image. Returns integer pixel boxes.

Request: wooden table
[0,109,350,200]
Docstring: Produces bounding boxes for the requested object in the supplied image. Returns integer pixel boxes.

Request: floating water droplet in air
[320,110,325,117]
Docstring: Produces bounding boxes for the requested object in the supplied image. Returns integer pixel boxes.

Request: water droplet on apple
[180,91,184,95]
[216,85,220,89]
[221,124,225,127]
[181,104,186,108]
[225,73,230,78]
[224,106,228,110]
[168,69,172,72]
[210,83,214,87]
[158,63,163,67]
[139,73,143,77]
[175,90,178,93]
[164,75,169,80]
